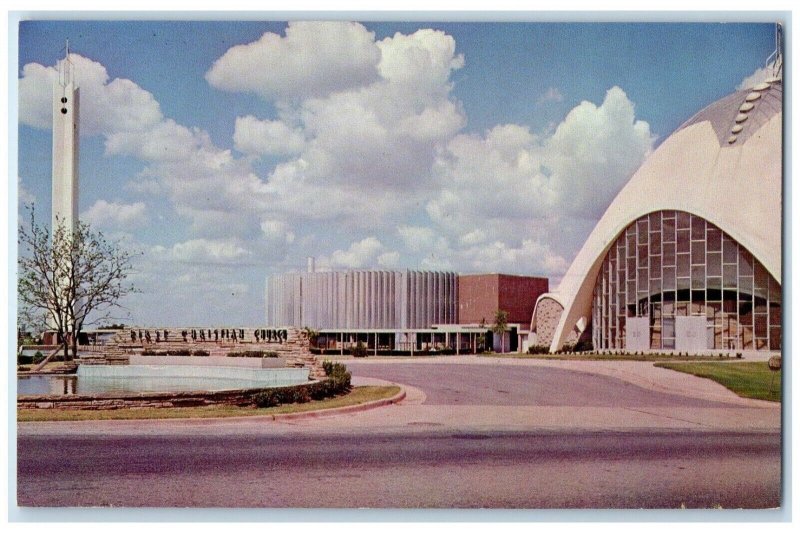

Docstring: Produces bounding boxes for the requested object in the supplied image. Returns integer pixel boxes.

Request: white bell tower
[52,40,79,234]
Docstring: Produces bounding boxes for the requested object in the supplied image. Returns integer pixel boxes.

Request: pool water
[18,365,309,395]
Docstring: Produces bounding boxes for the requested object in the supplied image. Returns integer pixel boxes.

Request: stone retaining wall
[18,383,309,410]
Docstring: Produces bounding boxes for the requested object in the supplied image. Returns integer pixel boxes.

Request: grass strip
[480,353,735,362]
[17,385,400,422]
[654,362,781,402]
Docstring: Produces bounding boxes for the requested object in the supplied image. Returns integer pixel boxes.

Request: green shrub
[227,350,279,358]
[253,362,351,408]
[527,345,549,354]
[141,349,191,356]
[192,350,210,356]
[351,340,368,357]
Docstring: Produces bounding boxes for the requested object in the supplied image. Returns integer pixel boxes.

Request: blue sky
[15,19,778,326]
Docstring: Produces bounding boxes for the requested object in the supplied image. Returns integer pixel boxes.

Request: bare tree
[17,205,139,360]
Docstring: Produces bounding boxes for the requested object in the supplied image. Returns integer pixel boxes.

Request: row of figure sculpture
[130,328,288,344]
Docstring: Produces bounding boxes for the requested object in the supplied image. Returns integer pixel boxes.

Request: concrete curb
[266,386,407,421]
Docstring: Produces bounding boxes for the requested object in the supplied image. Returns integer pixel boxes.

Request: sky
[14,19,779,327]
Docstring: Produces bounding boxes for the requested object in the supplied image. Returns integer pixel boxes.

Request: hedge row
[253,361,351,408]
[227,350,279,358]
[18,352,66,365]
[141,349,210,356]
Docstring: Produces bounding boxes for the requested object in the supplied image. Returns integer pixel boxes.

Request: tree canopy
[17,205,139,359]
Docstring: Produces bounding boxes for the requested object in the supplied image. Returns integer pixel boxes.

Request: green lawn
[17,385,401,422]
[654,362,781,402]
[481,352,734,362]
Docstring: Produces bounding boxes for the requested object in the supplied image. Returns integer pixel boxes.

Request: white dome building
[530,73,782,353]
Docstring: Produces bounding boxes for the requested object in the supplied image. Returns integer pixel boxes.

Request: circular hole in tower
[61,108,67,114]
[61,97,68,103]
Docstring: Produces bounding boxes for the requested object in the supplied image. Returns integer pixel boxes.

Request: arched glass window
[592,211,780,351]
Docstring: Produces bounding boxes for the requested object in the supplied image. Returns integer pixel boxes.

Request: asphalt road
[17,430,780,508]
[15,361,782,509]
[344,362,737,407]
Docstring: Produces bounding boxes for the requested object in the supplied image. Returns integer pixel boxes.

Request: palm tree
[492,309,509,353]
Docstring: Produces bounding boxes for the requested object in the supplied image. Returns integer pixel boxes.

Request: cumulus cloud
[428,86,654,242]
[537,87,564,105]
[206,21,382,101]
[19,54,162,136]
[19,26,658,313]
[18,176,36,205]
[82,200,147,228]
[737,62,780,90]
[154,238,253,265]
[208,25,466,227]
[328,237,386,269]
[260,219,295,244]
[234,115,305,156]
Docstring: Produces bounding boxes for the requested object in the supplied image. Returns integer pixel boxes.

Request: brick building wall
[458,274,548,325]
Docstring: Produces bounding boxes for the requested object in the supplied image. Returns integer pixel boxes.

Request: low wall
[128,354,287,368]
[18,386,297,410]
[77,364,308,385]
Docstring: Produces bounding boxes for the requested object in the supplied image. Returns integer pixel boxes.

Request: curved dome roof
[537,78,783,352]
[678,79,782,145]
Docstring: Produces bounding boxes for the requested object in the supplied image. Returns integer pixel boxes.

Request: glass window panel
[637,221,648,243]
[627,281,636,303]
[739,275,753,294]
[638,269,649,291]
[738,249,754,276]
[638,244,648,261]
[769,303,781,326]
[707,252,722,276]
[691,266,705,289]
[663,243,676,266]
[723,265,738,288]
[677,211,691,229]
[663,300,674,316]
[723,237,738,263]
[691,216,705,240]
[754,296,767,314]
[650,278,661,294]
[706,301,721,319]
[675,303,688,316]
[648,211,661,227]
[723,291,737,313]
[663,218,676,242]
[754,315,768,337]
[677,230,691,253]
[627,235,636,256]
[649,254,661,278]
[770,328,781,350]
[742,328,754,349]
[691,240,706,264]
[707,288,722,301]
[707,228,722,251]
[713,328,723,349]
[663,317,675,337]
[677,254,690,277]
[677,277,690,291]
[649,230,661,251]
[663,270,676,290]
[768,277,781,304]
[627,257,636,279]
[753,262,768,290]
